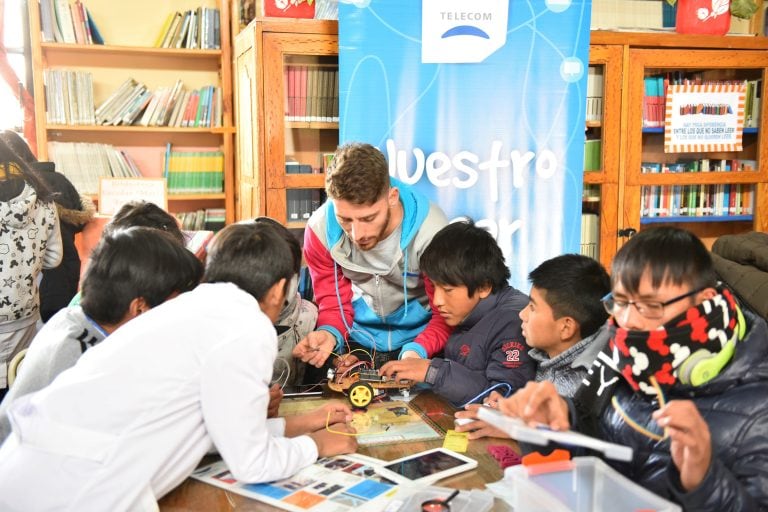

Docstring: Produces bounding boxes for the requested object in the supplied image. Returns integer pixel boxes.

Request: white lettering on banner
[440,11,493,21]
[386,139,559,203]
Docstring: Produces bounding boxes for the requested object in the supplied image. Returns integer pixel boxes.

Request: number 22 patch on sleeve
[501,340,525,369]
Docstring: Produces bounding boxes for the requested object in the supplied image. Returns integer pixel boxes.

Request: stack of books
[93,78,223,128]
[155,7,221,49]
[44,69,95,125]
[39,0,104,44]
[164,147,224,194]
[48,141,142,195]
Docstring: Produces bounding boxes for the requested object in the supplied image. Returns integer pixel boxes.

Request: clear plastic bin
[505,457,681,512]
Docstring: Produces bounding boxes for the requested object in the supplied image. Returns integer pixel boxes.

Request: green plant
[665,0,759,19]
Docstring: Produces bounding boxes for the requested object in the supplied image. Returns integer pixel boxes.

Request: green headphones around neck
[677,306,746,387]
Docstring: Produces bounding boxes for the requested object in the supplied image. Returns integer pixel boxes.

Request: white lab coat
[0,282,318,512]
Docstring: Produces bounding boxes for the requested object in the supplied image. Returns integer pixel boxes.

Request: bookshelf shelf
[583,172,608,184]
[28,0,235,224]
[89,193,226,201]
[642,127,758,134]
[286,121,340,130]
[632,171,761,186]
[40,43,222,70]
[641,215,753,224]
[45,125,232,133]
[167,193,226,200]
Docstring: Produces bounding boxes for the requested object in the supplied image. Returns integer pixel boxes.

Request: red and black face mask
[575,285,740,412]
[607,285,739,395]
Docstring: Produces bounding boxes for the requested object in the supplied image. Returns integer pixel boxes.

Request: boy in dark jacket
[379,221,534,406]
[498,227,768,511]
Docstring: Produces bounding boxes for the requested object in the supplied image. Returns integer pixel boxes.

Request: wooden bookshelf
[27,0,235,222]
[233,18,337,223]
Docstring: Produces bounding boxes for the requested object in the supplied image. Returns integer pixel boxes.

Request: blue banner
[339,0,592,289]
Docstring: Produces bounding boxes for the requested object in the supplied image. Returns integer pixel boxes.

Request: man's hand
[454,405,509,440]
[308,427,358,457]
[400,350,422,359]
[652,400,712,491]
[267,383,283,418]
[292,331,336,368]
[379,358,431,383]
[497,381,570,431]
[284,400,353,437]
[335,353,359,370]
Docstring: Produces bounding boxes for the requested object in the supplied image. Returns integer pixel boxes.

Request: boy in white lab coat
[0,222,357,511]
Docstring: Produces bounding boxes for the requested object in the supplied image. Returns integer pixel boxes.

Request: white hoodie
[0,183,62,322]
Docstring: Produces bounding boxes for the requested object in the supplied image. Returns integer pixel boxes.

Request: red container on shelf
[676,0,732,35]
[264,0,316,19]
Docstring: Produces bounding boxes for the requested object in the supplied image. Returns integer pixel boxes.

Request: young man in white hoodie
[0,222,357,511]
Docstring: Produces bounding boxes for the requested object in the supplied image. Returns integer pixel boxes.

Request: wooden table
[159,392,518,511]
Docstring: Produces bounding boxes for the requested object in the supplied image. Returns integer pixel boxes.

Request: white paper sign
[664,83,746,153]
[99,178,167,216]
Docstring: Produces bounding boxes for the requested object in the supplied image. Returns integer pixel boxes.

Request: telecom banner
[339,0,593,289]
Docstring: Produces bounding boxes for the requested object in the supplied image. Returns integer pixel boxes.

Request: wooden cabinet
[593,32,768,254]
[27,0,235,223]
[233,19,337,224]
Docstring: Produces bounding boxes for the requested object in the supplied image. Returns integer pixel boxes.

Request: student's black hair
[103,201,185,245]
[203,222,294,301]
[0,132,54,202]
[254,216,301,275]
[420,221,510,295]
[611,226,718,295]
[80,226,203,325]
[529,254,611,339]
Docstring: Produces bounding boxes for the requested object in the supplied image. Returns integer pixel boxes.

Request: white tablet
[477,406,633,462]
[374,448,478,486]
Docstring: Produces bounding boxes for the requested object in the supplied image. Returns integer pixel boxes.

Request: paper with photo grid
[192,454,400,512]
[279,399,443,446]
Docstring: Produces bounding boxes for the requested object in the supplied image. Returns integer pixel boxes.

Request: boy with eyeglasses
[496,227,768,511]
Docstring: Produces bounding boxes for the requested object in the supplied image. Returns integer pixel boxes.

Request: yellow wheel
[349,382,374,408]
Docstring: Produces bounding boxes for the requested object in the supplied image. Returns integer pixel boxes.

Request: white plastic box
[505,457,681,512]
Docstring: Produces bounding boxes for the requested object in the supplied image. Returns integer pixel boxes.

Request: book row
[45,74,224,128]
[44,69,94,125]
[640,159,757,174]
[640,184,754,218]
[586,66,604,123]
[48,141,141,195]
[155,7,221,50]
[176,208,225,232]
[584,139,602,172]
[284,65,340,122]
[286,189,325,223]
[580,213,599,260]
[164,150,224,194]
[642,75,761,128]
[39,0,104,45]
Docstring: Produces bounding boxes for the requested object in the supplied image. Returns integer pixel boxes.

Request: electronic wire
[459,382,513,409]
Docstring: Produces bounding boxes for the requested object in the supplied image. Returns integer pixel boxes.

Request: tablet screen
[382,451,467,481]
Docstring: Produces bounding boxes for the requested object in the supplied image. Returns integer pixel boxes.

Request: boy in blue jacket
[379,221,534,406]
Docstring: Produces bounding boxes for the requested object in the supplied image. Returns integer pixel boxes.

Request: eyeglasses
[601,286,705,320]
